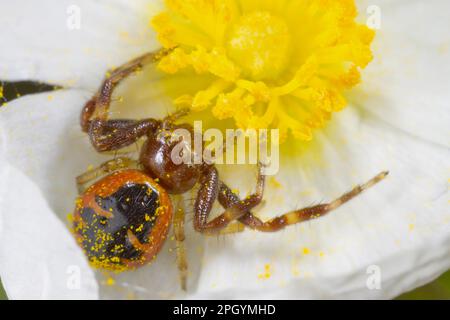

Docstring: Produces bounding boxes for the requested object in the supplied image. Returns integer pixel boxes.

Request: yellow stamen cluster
[152,0,374,141]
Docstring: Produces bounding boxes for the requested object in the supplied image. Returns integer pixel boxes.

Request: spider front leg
[87,108,191,153]
[76,157,139,194]
[80,49,173,152]
[88,118,159,152]
[81,49,173,130]
[193,164,265,235]
[219,172,389,232]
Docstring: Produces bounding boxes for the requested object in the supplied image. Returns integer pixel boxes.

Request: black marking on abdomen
[76,183,160,265]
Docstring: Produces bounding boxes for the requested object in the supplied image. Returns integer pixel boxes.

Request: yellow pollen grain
[302,247,311,255]
[258,263,272,280]
[269,177,282,189]
[409,224,415,232]
[105,277,116,286]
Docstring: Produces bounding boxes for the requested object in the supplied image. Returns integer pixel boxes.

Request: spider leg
[193,164,265,235]
[219,171,389,232]
[173,197,188,291]
[88,118,159,152]
[80,49,174,152]
[216,223,246,235]
[81,48,173,130]
[76,157,139,194]
[163,108,191,125]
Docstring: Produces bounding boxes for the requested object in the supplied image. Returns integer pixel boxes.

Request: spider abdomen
[72,170,172,272]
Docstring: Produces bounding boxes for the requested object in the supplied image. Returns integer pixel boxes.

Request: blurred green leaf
[398,271,450,300]
[0,278,7,300]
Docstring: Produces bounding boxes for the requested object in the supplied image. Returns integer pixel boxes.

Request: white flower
[0,0,449,300]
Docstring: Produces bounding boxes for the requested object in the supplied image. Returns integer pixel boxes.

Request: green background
[0,279,5,300]
[0,81,449,300]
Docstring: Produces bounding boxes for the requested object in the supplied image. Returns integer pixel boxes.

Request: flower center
[152,0,375,142]
[226,11,291,81]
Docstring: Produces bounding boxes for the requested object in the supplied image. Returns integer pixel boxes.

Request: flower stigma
[226,11,292,81]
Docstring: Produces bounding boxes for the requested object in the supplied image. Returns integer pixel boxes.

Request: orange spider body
[72,170,172,272]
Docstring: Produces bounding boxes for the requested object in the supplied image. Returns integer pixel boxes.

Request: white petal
[0,89,189,299]
[0,161,98,300]
[1,87,449,299]
[189,107,449,299]
[0,0,163,89]
[354,0,450,147]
